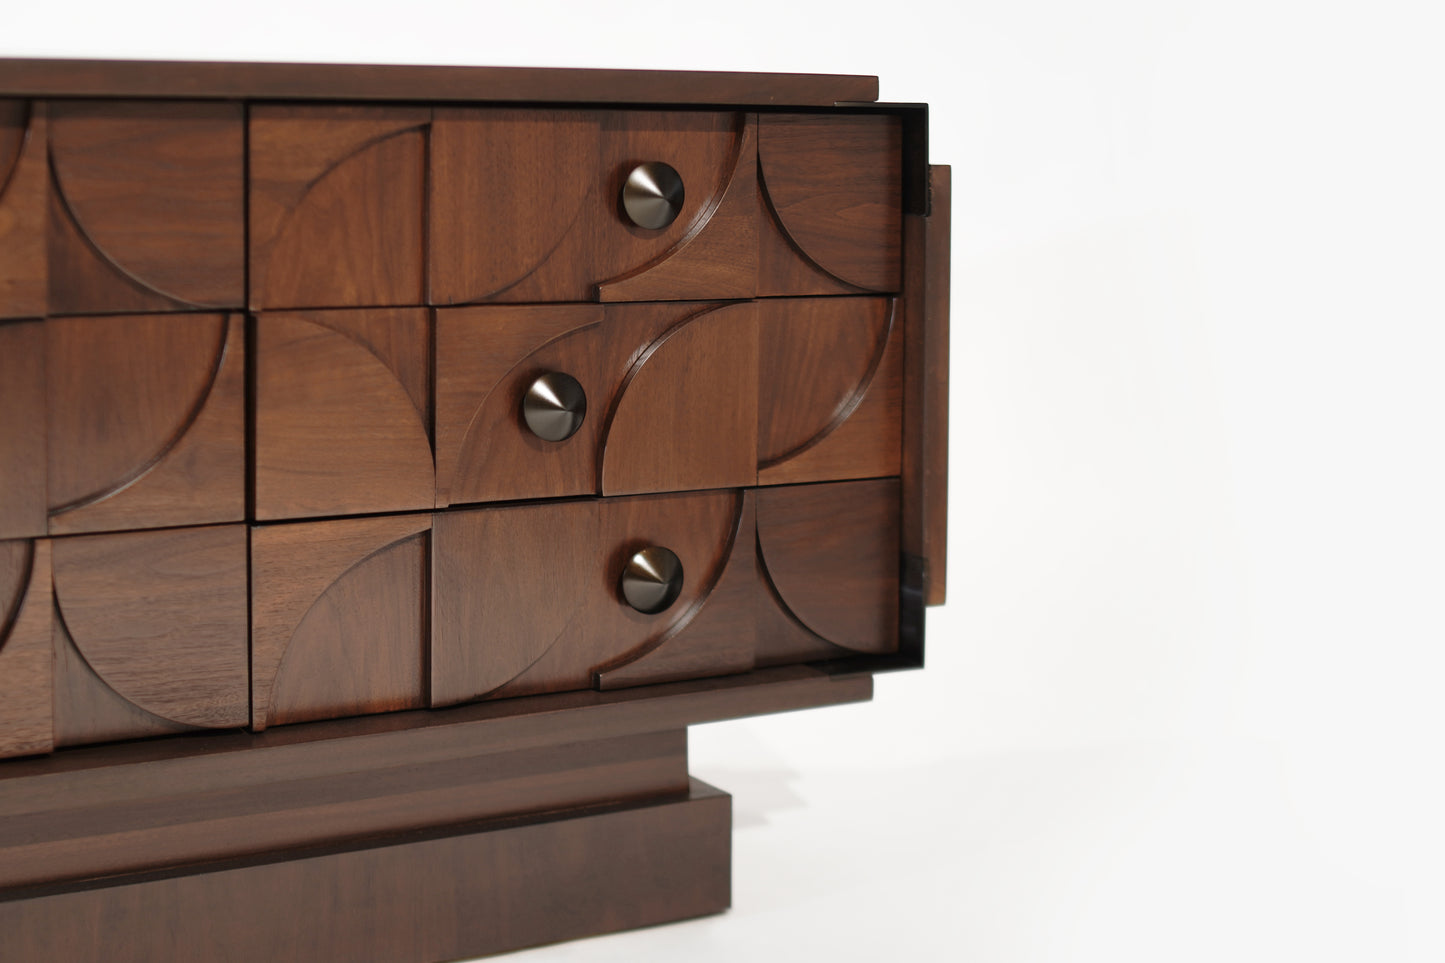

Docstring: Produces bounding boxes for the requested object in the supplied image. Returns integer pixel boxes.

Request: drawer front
[0,91,930,756]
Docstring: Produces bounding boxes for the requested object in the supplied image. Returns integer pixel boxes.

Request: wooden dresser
[0,58,949,962]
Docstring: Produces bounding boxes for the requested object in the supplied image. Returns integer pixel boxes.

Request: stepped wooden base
[0,666,873,963]
[0,780,731,963]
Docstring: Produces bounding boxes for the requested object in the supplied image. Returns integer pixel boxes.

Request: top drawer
[0,100,904,318]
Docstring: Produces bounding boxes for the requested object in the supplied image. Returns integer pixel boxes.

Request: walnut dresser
[0,58,949,963]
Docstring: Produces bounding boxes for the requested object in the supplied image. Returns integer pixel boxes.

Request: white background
[8,2,1444,959]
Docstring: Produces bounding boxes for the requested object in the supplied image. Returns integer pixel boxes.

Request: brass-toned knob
[522,372,586,442]
[622,162,685,230]
[620,546,684,614]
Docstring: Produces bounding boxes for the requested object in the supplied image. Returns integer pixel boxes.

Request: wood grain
[431,498,597,707]
[249,106,428,310]
[0,539,52,759]
[53,612,193,748]
[600,301,758,495]
[757,296,903,485]
[254,309,433,520]
[47,101,244,314]
[0,321,46,540]
[251,515,430,730]
[429,109,753,304]
[902,165,950,605]
[758,113,903,294]
[0,728,688,891]
[597,492,759,689]
[46,313,245,535]
[50,525,249,731]
[0,100,45,318]
[0,58,878,105]
[756,478,900,654]
[0,779,730,963]
[434,303,610,507]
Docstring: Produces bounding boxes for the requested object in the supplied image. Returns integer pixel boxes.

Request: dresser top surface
[0,58,879,107]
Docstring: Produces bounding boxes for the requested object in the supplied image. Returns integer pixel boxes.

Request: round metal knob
[622,162,685,230]
[522,372,586,442]
[620,546,684,614]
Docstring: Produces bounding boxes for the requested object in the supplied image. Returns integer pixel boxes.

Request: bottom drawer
[431,477,900,705]
[0,479,900,756]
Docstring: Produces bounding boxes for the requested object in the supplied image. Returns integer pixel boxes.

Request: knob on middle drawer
[522,372,587,442]
[620,546,684,614]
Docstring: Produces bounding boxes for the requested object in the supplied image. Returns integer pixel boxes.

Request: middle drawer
[253,297,902,521]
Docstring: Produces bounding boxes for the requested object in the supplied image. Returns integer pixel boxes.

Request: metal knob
[620,546,684,614]
[622,162,685,230]
[522,372,586,442]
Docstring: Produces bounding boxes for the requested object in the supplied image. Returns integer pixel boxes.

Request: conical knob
[522,372,586,442]
[620,546,684,614]
[622,162,685,230]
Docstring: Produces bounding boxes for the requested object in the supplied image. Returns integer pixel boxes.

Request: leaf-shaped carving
[596,491,757,689]
[47,100,244,312]
[255,311,433,520]
[489,489,743,701]
[757,297,904,485]
[253,515,431,729]
[52,610,192,748]
[598,115,758,302]
[0,539,52,759]
[51,525,249,729]
[0,321,46,540]
[429,108,597,305]
[756,478,900,654]
[47,313,245,535]
[0,101,46,320]
[758,113,903,293]
[436,304,606,508]
[601,302,758,496]
[250,106,427,309]
[431,499,597,706]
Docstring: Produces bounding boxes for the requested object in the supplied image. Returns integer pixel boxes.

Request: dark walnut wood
[0,321,46,540]
[0,779,731,963]
[0,58,878,106]
[254,308,433,520]
[249,106,428,310]
[0,539,52,759]
[758,113,904,296]
[45,313,245,535]
[902,164,951,605]
[49,525,250,746]
[430,109,757,304]
[251,514,430,730]
[46,101,245,315]
[0,100,45,318]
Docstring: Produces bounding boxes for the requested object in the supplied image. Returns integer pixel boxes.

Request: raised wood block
[0,539,52,759]
[254,308,433,520]
[0,100,45,318]
[0,779,730,963]
[45,313,245,535]
[0,321,46,540]
[45,101,244,315]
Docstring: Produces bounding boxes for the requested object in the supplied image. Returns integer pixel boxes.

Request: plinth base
[0,780,730,963]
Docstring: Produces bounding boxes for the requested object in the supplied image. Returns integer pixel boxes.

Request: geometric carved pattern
[429,109,755,304]
[45,313,246,535]
[431,490,744,706]
[46,101,245,315]
[0,539,53,759]
[255,309,433,520]
[50,525,250,737]
[0,99,46,319]
[757,113,903,296]
[249,106,429,310]
[756,296,903,486]
[756,478,900,654]
[0,320,46,540]
[250,515,430,730]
